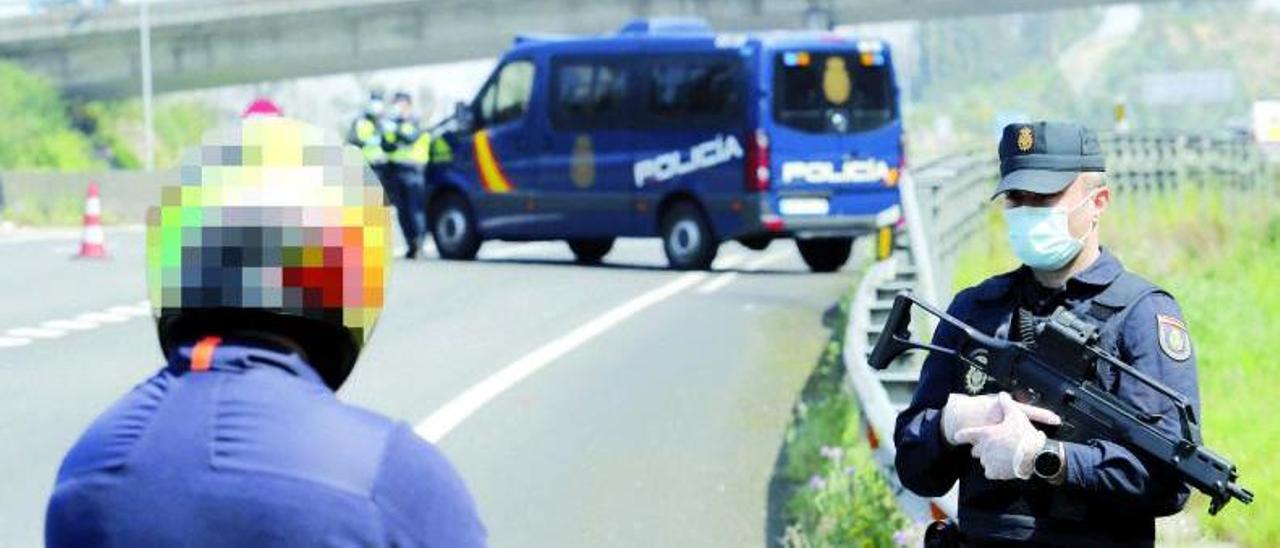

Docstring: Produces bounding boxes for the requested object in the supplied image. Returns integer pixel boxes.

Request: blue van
[426,17,904,272]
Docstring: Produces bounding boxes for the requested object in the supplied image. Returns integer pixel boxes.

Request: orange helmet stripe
[191,336,223,372]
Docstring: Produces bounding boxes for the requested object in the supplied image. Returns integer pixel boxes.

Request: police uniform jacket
[893,249,1200,545]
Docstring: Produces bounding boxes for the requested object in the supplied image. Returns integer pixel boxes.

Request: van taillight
[745,129,770,192]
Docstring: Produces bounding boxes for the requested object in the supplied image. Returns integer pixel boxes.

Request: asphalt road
[0,226,862,547]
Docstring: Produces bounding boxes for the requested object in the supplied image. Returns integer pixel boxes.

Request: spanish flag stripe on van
[473,130,514,194]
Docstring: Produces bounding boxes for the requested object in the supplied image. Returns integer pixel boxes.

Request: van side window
[644,57,741,128]
[552,60,628,130]
[477,60,536,128]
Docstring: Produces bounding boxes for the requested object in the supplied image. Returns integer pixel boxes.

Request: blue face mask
[1002,192,1096,271]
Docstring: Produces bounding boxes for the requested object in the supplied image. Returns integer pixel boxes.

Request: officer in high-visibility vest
[349,91,389,190]
[382,91,431,259]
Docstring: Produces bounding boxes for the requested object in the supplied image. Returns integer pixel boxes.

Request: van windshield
[772,51,896,134]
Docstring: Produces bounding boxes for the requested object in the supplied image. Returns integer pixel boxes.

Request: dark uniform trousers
[386,162,427,250]
[894,249,1200,546]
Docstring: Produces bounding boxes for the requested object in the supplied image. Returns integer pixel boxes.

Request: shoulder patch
[1156,314,1192,362]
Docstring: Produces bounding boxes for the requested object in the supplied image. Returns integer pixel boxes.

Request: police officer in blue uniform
[894,122,1200,546]
[45,117,487,547]
[383,91,431,259]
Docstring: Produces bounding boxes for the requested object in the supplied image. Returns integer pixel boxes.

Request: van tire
[661,202,718,270]
[567,238,614,264]
[797,237,853,273]
[431,193,481,260]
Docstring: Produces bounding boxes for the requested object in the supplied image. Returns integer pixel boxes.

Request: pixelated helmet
[146,117,391,389]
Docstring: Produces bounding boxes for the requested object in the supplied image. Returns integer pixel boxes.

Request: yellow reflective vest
[385,118,430,167]
[351,117,387,165]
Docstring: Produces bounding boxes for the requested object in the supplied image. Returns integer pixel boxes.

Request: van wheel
[431,193,480,260]
[661,202,718,270]
[797,237,853,273]
[567,238,614,265]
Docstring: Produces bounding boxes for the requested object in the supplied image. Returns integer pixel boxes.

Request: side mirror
[867,292,917,370]
[453,101,475,132]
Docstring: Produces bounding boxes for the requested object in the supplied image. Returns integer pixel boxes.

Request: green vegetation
[776,294,912,547]
[951,179,1280,547]
[0,60,216,173]
[905,5,1280,160]
[0,61,102,171]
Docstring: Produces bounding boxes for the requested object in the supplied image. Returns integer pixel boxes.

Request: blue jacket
[46,339,487,547]
[894,249,1199,545]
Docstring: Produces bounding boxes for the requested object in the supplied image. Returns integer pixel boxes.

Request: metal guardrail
[843,132,1269,525]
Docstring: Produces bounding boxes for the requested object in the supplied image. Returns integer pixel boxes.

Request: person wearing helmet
[382,91,431,259]
[44,117,487,547]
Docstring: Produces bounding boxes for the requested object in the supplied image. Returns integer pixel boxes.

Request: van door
[461,58,550,238]
[632,54,747,235]
[541,55,639,237]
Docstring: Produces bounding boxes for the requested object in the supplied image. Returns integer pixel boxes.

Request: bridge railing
[843,131,1269,525]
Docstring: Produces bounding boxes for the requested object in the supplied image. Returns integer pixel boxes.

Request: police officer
[349,90,390,191]
[45,117,487,547]
[382,91,431,259]
[894,122,1200,546]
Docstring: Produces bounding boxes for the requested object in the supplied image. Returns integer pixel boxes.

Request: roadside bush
[777,297,912,547]
[0,61,101,171]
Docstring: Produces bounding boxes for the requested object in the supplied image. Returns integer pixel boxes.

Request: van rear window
[772,51,896,134]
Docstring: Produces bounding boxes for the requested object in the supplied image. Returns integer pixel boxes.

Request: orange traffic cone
[75,182,107,259]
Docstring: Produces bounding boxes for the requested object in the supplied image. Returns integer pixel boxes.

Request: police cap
[993,121,1105,199]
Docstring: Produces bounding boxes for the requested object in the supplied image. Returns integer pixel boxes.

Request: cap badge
[1016,126,1034,152]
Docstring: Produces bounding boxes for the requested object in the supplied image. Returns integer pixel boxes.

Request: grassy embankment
[774,289,913,547]
[952,180,1280,547]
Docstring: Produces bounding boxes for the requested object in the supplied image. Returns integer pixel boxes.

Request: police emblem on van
[633,134,743,188]
[781,159,889,184]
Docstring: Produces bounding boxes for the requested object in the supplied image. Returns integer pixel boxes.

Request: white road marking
[415,271,709,443]
[0,301,153,352]
[696,250,790,294]
[42,319,99,331]
[697,272,740,294]
[76,311,132,324]
[6,326,66,339]
[0,337,33,348]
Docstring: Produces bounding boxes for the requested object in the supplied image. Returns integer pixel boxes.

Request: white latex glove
[954,393,1052,480]
[941,392,1061,446]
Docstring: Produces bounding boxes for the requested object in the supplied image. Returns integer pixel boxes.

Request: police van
[426,17,904,272]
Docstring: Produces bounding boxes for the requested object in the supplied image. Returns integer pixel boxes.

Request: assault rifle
[869,292,1253,515]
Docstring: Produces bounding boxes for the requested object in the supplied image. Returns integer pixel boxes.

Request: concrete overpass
[0,0,1228,98]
